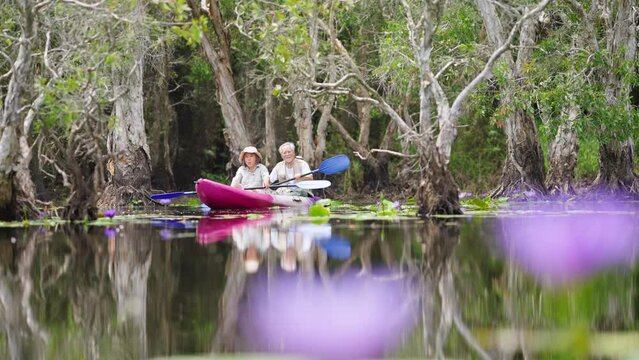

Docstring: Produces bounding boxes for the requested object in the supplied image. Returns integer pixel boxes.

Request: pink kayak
[195,178,314,210]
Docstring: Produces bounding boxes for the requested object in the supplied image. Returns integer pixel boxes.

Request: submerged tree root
[97,184,154,211]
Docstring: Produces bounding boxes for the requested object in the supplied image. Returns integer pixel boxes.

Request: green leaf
[309,203,330,217]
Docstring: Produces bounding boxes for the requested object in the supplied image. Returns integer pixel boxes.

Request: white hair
[278,142,295,153]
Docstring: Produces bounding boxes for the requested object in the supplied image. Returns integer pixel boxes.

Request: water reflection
[197,211,419,358]
[0,203,638,359]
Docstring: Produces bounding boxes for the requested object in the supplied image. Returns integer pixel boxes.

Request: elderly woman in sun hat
[231,146,270,190]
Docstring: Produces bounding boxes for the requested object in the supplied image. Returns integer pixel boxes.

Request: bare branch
[350,93,380,105]
[44,32,58,79]
[312,73,359,89]
[354,149,417,160]
[59,0,132,23]
[435,60,456,79]
[34,0,54,12]
[399,0,420,57]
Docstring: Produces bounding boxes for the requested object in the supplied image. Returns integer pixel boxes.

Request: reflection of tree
[146,235,178,356]
[65,225,114,359]
[0,230,48,359]
[212,248,246,352]
[109,225,153,359]
[417,220,491,360]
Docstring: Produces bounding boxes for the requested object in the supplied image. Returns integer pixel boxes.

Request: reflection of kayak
[195,178,314,210]
[197,214,271,245]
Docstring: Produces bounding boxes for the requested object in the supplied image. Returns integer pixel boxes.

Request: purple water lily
[495,202,639,286]
[103,209,116,218]
[239,271,417,359]
[392,200,401,211]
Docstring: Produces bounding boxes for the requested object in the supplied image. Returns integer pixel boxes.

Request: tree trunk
[313,53,336,167]
[328,114,388,190]
[0,0,35,221]
[98,1,152,209]
[546,105,579,196]
[146,41,177,191]
[188,0,250,166]
[110,226,152,359]
[62,79,107,221]
[213,249,246,352]
[592,0,637,195]
[16,94,44,205]
[262,79,278,167]
[292,89,316,164]
[544,1,599,198]
[475,1,546,197]
[591,140,636,195]
[417,142,462,216]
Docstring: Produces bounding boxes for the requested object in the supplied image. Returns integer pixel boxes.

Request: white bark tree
[312,0,552,214]
[0,0,44,220]
[187,0,250,168]
[98,0,153,209]
[476,0,547,198]
[591,0,637,195]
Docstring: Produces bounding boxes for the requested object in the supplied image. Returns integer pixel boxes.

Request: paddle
[271,154,350,186]
[244,179,331,191]
[150,191,196,200]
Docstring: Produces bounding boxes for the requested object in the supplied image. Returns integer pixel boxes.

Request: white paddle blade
[296,180,331,189]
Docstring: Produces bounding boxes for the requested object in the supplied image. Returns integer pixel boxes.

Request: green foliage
[170,16,208,46]
[186,56,214,86]
[460,196,508,211]
[575,137,600,180]
[450,84,506,193]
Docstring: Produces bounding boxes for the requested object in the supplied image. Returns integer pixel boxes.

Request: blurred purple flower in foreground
[495,202,639,286]
[103,209,116,218]
[159,199,171,205]
[239,271,417,359]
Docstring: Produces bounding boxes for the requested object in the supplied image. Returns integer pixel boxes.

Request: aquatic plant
[461,196,508,211]
[103,209,116,218]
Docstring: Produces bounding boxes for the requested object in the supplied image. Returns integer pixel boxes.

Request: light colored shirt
[269,158,312,184]
[231,164,270,189]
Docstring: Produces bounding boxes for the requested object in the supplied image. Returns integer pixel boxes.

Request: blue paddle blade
[317,154,350,175]
[319,236,352,260]
[150,191,196,200]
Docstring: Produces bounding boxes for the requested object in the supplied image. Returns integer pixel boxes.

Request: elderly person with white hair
[269,142,313,184]
[231,146,270,190]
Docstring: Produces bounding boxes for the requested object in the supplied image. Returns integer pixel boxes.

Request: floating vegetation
[461,196,508,211]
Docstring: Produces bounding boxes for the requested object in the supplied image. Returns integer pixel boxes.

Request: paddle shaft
[270,154,350,186]
[244,182,315,191]
[150,191,196,200]
[269,170,317,187]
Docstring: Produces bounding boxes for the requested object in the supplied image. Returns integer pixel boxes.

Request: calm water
[1,201,639,359]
